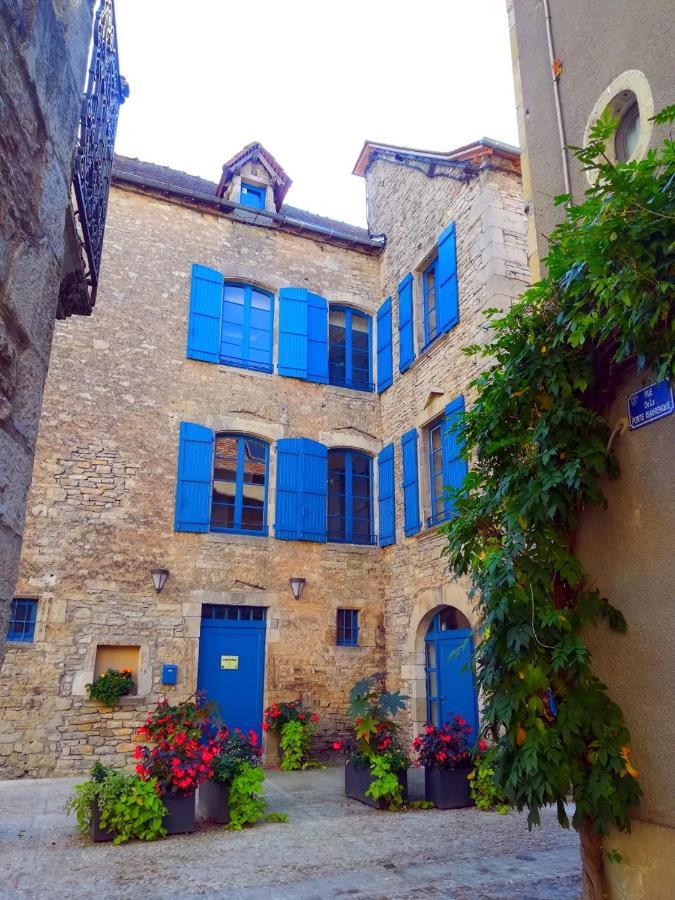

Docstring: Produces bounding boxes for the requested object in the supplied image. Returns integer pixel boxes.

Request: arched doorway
[424,606,478,740]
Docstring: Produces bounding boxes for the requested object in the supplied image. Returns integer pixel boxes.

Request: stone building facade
[508,2,675,896]
[0,138,527,776]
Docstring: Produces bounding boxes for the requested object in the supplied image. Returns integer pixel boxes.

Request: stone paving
[0,767,581,899]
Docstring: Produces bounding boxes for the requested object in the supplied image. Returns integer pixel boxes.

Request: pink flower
[332,741,342,751]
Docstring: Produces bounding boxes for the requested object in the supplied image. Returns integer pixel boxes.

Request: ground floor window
[336,608,359,646]
[7,598,38,642]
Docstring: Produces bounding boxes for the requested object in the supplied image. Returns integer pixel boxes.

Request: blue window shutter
[187,264,223,363]
[442,396,467,518]
[307,292,329,384]
[436,223,459,334]
[174,422,214,532]
[398,273,415,373]
[278,288,309,379]
[378,444,395,547]
[401,429,421,536]
[275,438,327,541]
[376,297,393,393]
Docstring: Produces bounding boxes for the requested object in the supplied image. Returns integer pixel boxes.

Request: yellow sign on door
[220,655,239,670]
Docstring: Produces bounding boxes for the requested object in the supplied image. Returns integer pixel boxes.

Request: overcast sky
[113,0,519,227]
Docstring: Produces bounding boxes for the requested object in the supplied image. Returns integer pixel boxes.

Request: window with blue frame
[327,449,373,544]
[239,182,266,210]
[220,283,274,373]
[211,434,268,535]
[426,397,467,527]
[336,609,359,646]
[7,598,38,643]
[422,257,439,346]
[328,306,372,391]
[428,417,445,525]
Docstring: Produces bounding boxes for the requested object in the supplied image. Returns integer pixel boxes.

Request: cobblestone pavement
[0,767,581,899]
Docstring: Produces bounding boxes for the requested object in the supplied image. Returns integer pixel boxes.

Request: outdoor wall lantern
[151,568,170,593]
[289,577,306,600]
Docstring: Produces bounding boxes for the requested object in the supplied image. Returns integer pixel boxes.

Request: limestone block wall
[0,0,94,662]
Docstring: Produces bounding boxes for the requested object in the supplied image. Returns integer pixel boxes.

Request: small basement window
[94,645,141,694]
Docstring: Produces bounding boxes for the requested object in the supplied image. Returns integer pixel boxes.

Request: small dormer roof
[216,142,292,210]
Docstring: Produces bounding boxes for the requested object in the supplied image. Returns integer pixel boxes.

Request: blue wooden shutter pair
[175,422,214,532]
[398,273,415,373]
[441,396,468,519]
[401,429,421,536]
[436,223,459,334]
[377,444,396,547]
[186,265,224,363]
[278,288,328,383]
[275,438,328,541]
[376,297,393,393]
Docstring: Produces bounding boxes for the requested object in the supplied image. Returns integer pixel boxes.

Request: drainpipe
[542,0,572,200]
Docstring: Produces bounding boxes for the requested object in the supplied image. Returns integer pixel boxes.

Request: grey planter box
[198,779,230,825]
[424,766,474,809]
[162,791,196,834]
[91,800,114,842]
[344,760,408,810]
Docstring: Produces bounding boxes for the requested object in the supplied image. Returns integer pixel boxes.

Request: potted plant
[343,674,410,810]
[86,668,134,706]
[199,727,262,824]
[262,698,319,770]
[412,715,474,809]
[134,695,219,834]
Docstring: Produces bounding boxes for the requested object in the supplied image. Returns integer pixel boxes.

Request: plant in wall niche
[468,743,509,815]
[262,698,319,770]
[86,668,134,706]
[441,109,675,898]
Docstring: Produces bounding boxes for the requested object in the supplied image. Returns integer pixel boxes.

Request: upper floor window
[327,449,373,544]
[328,306,372,391]
[221,283,274,373]
[211,434,268,535]
[428,418,445,526]
[422,257,439,346]
[7,598,38,643]
[240,182,266,210]
[425,397,467,528]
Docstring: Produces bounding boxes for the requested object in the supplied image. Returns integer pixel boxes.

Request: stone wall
[0,0,94,662]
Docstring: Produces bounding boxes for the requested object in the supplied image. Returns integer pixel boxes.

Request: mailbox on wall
[161,663,178,685]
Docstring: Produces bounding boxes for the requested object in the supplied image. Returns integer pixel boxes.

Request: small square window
[240,182,266,210]
[7,598,38,643]
[337,609,359,646]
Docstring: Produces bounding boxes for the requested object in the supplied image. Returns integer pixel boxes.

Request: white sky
[113,0,519,228]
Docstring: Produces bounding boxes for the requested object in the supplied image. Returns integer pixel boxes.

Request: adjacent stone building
[0,137,527,776]
[508,2,674,896]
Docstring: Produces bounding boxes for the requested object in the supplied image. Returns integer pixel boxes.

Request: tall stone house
[0,0,125,664]
[508,1,674,896]
[0,137,528,776]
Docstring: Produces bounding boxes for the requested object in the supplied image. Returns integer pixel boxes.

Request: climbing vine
[441,109,674,897]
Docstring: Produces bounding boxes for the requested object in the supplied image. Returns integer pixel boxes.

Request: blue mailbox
[161,663,178,685]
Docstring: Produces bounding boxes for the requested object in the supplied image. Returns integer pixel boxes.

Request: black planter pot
[424,766,474,809]
[162,791,196,834]
[91,799,115,842]
[198,779,230,825]
[344,760,408,810]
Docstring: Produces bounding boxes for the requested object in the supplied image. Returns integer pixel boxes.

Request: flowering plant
[211,728,262,784]
[412,716,473,770]
[262,698,319,732]
[136,693,215,743]
[262,698,319,770]
[86,668,134,706]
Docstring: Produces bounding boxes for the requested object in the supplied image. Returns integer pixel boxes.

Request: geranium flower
[311,714,319,723]
[332,741,342,750]
[478,738,487,751]
[262,722,270,732]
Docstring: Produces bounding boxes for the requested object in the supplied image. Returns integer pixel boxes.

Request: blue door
[197,604,266,739]
[425,611,478,741]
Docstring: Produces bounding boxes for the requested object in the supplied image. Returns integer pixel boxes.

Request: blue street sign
[627,379,673,430]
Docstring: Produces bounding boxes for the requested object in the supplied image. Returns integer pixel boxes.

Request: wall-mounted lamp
[151,568,170,593]
[289,577,306,601]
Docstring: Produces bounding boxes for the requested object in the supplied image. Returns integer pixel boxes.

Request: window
[211,434,268,535]
[328,306,372,391]
[240,182,266,210]
[201,604,266,621]
[616,101,640,162]
[337,609,359,646]
[428,418,445,525]
[425,397,467,528]
[220,283,274,373]
[422,257,439,346]
[7,598,38,643]
[327,449,373,544]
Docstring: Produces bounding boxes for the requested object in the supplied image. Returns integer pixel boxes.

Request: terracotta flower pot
[344,760,408,810]
[424,766,474,809]
[198,779,230,825]
[162,791,196,834]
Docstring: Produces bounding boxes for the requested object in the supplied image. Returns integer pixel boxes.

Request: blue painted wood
[197,614,266,739]
[300,438,328,541]
[274,438,328,541]
[278,288,309,379]
[436,222,459,335]
[187,264,223,363]
[307,292,329,384]
[336,609,358,646]
[398,273,415,373]
[220,284,274,373]
[328,306,372,391]
[7,598,38,642]
[239,182,266,210]
[442,396,467,519]
[401,429,421,536]
[378,444,395,547]
[422,258,439,347]
[425,622,478,740]
[174,422,214,532]
[376,297,393,393]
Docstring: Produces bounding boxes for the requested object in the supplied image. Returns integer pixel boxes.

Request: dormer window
[240,182,266,210]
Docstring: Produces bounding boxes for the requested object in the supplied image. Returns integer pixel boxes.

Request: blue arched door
[424,608,478,741]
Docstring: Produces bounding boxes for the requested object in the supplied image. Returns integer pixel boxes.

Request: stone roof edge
[352,137,521,177]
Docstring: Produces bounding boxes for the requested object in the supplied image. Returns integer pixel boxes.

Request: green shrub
[65,763,134,835]
[365,754,405,810]
[469,749,509,814]
[86,668,134,706]
[100,777,167,845]
[227,761,267,830]
[279,719,313,771]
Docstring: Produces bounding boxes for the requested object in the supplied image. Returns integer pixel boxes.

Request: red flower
[425,725,435,735]
[478,738,487,751]
[436,751,447,762]
[135,764,145,775]
[249,731,258,746]
[133,746,143,759]
[311,714,319,723]
[298,713,306,720]
[332,741,342,751]
[262,721,270,732]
